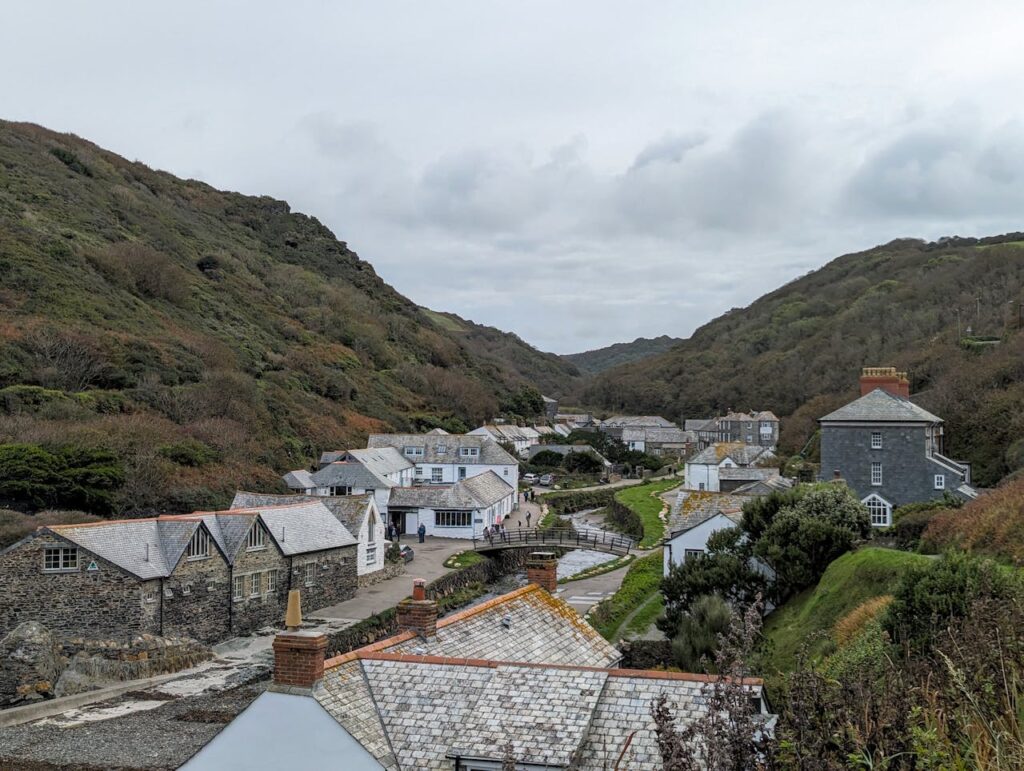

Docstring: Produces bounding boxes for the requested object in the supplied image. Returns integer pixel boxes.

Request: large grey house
[819,368,977,527]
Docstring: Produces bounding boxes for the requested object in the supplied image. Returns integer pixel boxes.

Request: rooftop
[388,470,514,510]
[819,388,943,424]
[688,442,771,466]
[667,491,752,536]
[367,433,518,466]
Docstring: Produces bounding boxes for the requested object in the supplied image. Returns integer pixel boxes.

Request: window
[366,545,378,564]
[870,462,883,486]
[182,582,192,596]
[246,525,265,551]
[458,466,467,480]
[746,435,752,443]
[266,569,278,593]
[871,432,883,449]
[404,446,424,457]
[436,510,472,528]
[186,529,211,560]
[935,474,945,490]
[503,468,508,476]
[684,549,704,562]
[436,444,447,454]
[144,588,157,604]
[431,467,443,483]
[250,572,261,597]
[459,447,479,458]
[329,485,352,496]
[864,495,892,527]
[415,466,424,477]
[233,575,244,601]
[304,561,316,587]
[43,546,78,572]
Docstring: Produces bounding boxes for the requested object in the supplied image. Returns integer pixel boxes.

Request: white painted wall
[397,490,516,539]
[358,499,387,576]
[411,462,518,491]
[664,513,737,576]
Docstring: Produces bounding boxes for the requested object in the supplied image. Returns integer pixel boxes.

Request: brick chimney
[526,551,558,593]
[397,578,438,639]
[859,367,910,398]
[272,630,327,688]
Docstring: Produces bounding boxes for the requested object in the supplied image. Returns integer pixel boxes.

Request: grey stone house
[0,501,358,644]
[694,411,780,450]
[819,369,977,527]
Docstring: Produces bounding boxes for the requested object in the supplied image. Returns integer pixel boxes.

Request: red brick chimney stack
[272,630,327,688]
[526,551,558,593]
[859,367,910,398]
[397,578,438,639]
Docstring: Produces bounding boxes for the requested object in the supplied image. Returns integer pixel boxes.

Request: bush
[563,451,603,474]
[540,488,616,515]
[0,443,125,514]
[157,439,220,467]
[671,594,733,672]
[530,450,565,468]
[892,506,946,551]
[605,499,643,540]
[589,551,664,640]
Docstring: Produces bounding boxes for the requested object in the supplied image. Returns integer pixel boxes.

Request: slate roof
[367,433,517,465]
[719,467,781,481]
[282,469,315,489]
[622,426,694,444]
[239,501,358,555]
[527,444,610,465]
[601,415,677,428]
[311,460,392,490]
[819,388,943,424]
[346,447,414,476]
[684,418,713,431]
[732,476,794,495]
[388,471,514,511]
[231,491,373,536]
[687,442,771,466]
[667,491,751,536]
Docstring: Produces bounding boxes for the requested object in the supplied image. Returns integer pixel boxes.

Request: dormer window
[460,447,480,458]
[246,525,266,551]
[186,529,211,560]
[404,446,425,457]
[436,444,447,454]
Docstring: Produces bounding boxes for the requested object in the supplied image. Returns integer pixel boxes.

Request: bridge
[471,527,634,556]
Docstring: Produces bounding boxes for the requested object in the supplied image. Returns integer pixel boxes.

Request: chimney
[859,367,910,398]
[397,578,437,639]
[272,631,327,688]
[526,551,558,593]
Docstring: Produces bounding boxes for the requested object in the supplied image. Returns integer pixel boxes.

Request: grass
[623,592,664,638]
[587,550,664,641]
[558,553,635,584]
[763,547,931,673]
[442,550,485,570]
[614,478,681,548]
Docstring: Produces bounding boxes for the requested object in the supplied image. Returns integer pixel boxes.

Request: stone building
[819,367,977,526]
[0,501,359,644]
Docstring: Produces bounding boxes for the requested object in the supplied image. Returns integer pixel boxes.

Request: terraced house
[0,501,358,644]
[366,432,519,491]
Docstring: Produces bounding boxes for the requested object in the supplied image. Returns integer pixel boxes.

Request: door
[390,510,407,534]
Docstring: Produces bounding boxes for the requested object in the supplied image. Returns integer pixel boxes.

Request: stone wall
[162,553,232,643]
[227,542,290,635]
[0,531,155,642]
[357,559,405,588]
[291,544,358,612]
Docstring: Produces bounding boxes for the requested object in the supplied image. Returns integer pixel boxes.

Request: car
[522,473,538,484]
[399,545,414,563]
[538,474,554,486]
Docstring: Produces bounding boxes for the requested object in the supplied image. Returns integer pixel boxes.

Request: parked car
[399,545,415,563]
[539,474,554,486]
[522,473,538,484]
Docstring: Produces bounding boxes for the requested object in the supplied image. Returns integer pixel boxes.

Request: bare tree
[27,328,107,391]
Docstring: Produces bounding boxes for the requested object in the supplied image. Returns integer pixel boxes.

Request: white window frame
[684,549,704,562]
[934,474,945,490]
[246,525,265,551]
[249,572,261,598]
[187,529,211,560]
[863,494,893,527]
[143,588,157,604]
[404,446,424,458]
[43,546,79,572]
[431,467,444,483]
[304,561,316,587]
[266,569,278,593]
[232,575,244,602]
[436,444,447,454]
[870,432,883,450]
[329,485,352,496]
[459,447,479,458]
[870,462,883,486]
[182,582,192,596]
[366,545,378,564]
[436,510,472,528]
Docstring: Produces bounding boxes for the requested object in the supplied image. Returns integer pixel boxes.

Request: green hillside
[0,121,579,513]
[564,335,682,375]
[582,237,1024,485]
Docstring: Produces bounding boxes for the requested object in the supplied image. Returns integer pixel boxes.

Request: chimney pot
[412,578,426,601]
[859,367,910,398]
[398,579,437,639]
[526,551,558,593]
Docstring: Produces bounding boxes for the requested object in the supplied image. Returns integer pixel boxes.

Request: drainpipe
[228,564,234,634]
[159,577,164,636]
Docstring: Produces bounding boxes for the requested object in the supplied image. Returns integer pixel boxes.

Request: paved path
[554,561,631,614]
[315,536,472,619]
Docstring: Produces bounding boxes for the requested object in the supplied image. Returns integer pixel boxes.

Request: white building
[386,471,516,539]
[663,492,750,576]
[367,433,519,492]
[284,447,414,516]
[468,424,539,456]
[231,491,387,580]
[684,443,774,493]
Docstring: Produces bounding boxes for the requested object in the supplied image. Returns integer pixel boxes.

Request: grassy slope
[615,478,681,548]
[582,236,1024,486]
[588,550,664,641]
[0,121,580,513]
[564,335,682,375]
[763,547,931,673]
[922,476,1024,563]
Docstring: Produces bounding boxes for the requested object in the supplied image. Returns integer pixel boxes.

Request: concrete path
[554,561,631,614]
[314,536,472,619]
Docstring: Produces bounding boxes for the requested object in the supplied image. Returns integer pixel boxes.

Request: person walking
[417,522,426,543]
[526,511,532,527]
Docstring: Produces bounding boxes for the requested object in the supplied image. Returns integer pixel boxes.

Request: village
[0,365,980,769]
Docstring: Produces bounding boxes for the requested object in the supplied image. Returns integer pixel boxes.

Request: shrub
[158,439,220,467]
[833,595,893,645]
[563,451,603,474]
[539,488,616,515]
[0,443,125,514]
[892,506,946,551]
[530,450,565,468]
[589,551,663,640]
[605,499,643,540]
[50,146,93,176]
[671,594,733,672]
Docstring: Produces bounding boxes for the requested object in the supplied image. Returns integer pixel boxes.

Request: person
[484,525,492,544]
[417,522,426,543]
[526,511,532,527]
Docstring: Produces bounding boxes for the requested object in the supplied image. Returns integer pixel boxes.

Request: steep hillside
[582,236,1024,486]
[564,335,681,375]
[0,121,578,513]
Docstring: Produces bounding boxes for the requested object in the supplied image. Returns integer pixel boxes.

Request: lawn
[763,547,931,673]
[442,550,485,570]
[614,478,681,548]
[587,550,664,641]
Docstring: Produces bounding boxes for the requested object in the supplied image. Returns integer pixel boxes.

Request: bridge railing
[471,527,634,555]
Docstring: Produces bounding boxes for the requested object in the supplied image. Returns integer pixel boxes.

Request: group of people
[521,489,536,503]
[482,520,509,543]
[388,521,428,543]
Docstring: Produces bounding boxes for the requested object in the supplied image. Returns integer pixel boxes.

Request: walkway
[471,527,634,556]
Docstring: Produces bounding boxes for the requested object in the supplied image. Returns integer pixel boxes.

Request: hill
[564,335,681,375]
[582,236,1024,486]
[0,121,579,513]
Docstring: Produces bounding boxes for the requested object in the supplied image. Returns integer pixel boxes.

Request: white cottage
[684,443,774,493]
[284,447,414,516]
[386,471,516,539]
[367,433,519,491]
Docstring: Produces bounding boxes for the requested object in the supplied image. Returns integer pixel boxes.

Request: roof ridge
[47,516,180,530]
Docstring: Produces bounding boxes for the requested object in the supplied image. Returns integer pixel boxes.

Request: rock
[0,622,65,706]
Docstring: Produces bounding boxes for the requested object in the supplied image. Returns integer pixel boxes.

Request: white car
[522,473,538,484]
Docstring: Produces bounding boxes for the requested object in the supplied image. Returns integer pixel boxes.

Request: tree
[671,594,733,672]
[563,451,602,474]
[0,443,124,514]
[502,385,545,419]
[530,450,564,468]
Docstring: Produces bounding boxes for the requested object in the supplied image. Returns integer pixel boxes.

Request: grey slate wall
[289,544,358,612]
[162,553,232,643]
[228,543,290,635]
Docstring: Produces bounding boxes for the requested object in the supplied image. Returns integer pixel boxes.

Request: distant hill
[564,335,682,375]
[581,235,1024,486]
[0,121,580,513]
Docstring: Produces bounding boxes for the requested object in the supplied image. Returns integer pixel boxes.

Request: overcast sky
[4,2,1024,353]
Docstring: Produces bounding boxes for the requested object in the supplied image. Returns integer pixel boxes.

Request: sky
[4,2,1024,353]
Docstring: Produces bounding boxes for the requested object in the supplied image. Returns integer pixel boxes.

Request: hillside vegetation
[582,237,1024,486]
[564,335,682,375]
[922,476,1024,563]
[0,121,578,513]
